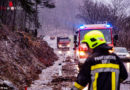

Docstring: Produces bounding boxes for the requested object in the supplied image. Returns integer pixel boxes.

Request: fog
[38,0,84,36]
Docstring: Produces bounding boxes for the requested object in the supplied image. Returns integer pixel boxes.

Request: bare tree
[79,0,117,24]
[79,0,130,49]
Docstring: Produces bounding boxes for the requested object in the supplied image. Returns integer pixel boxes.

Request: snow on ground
[28,36,69,90]
[28,56,64,90]
[43,36,57,49]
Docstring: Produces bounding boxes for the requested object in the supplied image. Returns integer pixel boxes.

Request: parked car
[114,47,130,61]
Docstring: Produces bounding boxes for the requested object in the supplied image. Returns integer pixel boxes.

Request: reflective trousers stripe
[74,82,84,90]
[93,73,99,90]
[112,72,116,90]
[91,63,119,70]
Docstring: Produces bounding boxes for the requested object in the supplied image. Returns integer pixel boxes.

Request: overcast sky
[38,0,84,36]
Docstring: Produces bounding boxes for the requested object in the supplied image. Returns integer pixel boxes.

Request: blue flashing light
[106,24,111,28]
[79,25,85,29]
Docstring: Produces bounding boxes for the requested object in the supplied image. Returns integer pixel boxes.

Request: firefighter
[71,30,128,90]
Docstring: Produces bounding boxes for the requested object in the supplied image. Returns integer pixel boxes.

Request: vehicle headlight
[109,50,113,53]
[76,50,79,55]
[126,54,130,57]
[67,51,70,55]
[59,44,62,47]
[79,51,86,56]
[109,48,114,53]
[58,51,62,54]
[67,44,70,47]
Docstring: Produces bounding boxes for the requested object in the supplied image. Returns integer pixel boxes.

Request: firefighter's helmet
[81,30,106,49]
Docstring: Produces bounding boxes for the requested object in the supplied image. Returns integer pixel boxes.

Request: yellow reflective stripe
[74,82,84,90]
[91,63,119,70]
[112,72,116,90]
[93,73,99,90]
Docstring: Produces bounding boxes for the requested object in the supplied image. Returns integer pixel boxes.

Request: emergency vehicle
[57,37,71,54]
[73,24,117,68]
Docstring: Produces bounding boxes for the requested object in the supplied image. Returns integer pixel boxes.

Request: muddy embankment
[0,25,58,90]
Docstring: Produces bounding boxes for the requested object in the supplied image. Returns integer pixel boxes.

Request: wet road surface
[120,62,130,90]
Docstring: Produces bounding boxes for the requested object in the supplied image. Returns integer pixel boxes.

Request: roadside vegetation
[0,0,57,89]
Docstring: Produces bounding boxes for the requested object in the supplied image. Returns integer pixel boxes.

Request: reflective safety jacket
[74,44,128,90]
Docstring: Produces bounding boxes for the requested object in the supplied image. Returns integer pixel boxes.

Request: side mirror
[114,34,118,40]
[73,35,78,50]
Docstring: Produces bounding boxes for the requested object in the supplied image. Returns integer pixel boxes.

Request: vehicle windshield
[59,38,70,42]
[114,48,128,53]
[79,29,112,44]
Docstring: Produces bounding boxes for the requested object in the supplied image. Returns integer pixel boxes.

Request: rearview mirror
[73,35,78,50]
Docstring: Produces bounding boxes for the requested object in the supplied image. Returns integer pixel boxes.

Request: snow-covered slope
[28,56,64,90]
[28,35,71,90]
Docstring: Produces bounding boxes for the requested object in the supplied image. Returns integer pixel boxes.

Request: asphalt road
[120,62,130,90]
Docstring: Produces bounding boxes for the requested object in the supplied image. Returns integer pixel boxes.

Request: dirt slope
[0,25,58,90]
